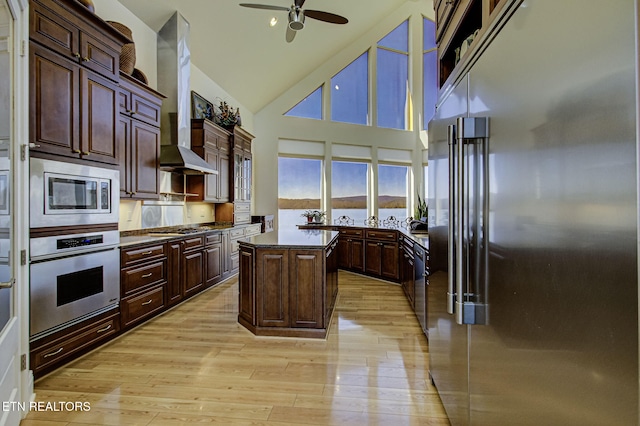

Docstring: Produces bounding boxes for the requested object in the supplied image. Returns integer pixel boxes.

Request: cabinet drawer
[340,228,364,237]
[31,315,119,373]
[205,232,222,245]
[365,230,397,241]
[130,92,162,127]
[245,224,261,237]
[235,212,251,224]
[182,235,204,251]
[231,239,241,253]
[235,202,250,212]
[121,244,166,267]
[121,285,165,327]
[230,228,245,239]
[122,260,166,296]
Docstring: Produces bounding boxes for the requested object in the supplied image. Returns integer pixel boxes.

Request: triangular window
[285,86,323,120]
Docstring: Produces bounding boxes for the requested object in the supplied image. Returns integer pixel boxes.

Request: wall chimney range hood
[157,12,216,175]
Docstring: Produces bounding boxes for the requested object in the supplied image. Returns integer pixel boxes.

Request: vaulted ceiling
[117,0,426,113]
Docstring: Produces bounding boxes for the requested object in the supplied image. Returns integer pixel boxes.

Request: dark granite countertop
[297,223,428,250]
[240,228,339,248]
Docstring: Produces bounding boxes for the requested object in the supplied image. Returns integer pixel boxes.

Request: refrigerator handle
[447,124,456,315]
[455,117,466,325]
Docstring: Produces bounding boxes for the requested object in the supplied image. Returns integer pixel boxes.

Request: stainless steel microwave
[30,158,119,228]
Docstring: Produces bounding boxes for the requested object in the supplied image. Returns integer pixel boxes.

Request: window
[285,86,323,120]
[331,52,369,125]
[278,157,322,228]
[378,164,409,219]
[377,21,409,130]
[331,161,369,225]
[423,18,437,128]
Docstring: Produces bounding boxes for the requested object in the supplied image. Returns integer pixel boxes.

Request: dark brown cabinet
[400,235,415,309]
[120,242,167,328]
[167,237,201,306]
[364,230,400,281]
[29,0,129,165]
[29,308,120,379]
[230,126,254,224]
[204,233,224,287]
[238,235,338,338]
[337,228,364,272]
[118,74,163,199]
[188,120,231,202]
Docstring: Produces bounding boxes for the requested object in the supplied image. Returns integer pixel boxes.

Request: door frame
[0,0,30,425]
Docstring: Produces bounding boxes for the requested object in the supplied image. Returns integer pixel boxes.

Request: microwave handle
[0,278,15,289]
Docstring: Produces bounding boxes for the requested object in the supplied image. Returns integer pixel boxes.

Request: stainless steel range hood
[157,12,216,175]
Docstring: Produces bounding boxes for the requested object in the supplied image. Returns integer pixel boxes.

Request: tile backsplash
[119,199,216,231]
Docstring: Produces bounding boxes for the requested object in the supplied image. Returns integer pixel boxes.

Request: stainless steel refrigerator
[427,1,638,425]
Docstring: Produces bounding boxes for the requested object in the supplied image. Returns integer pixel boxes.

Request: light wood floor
[22,271,449,426]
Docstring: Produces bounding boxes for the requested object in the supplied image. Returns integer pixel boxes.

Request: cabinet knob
[73,52,80,58]
[72,149,81,153]
[82,151,90,156]
[82,57,90,62]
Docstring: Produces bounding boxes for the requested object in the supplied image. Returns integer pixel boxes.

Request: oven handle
[0,278,14,289]
[30,246,118,264]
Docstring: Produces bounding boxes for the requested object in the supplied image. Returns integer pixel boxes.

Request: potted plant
[301,210,326,224]
[415,194,428,222]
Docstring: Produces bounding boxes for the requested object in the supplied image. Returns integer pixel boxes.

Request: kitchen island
[237,228,339,338]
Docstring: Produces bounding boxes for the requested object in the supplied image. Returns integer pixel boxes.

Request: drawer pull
[82,151,90,156]
[72,52,80,58]
[43,347,64,358]
[141,299,153,306]
[97,324,112,333]
[141,273,153,278]
[82,57,90,62]
[141,251,153,255]
[72,149,81,153]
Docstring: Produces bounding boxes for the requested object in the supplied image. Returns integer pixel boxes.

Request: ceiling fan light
[288,8,305,31]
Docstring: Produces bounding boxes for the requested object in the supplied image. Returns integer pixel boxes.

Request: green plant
[415,194,428,220]
[301,210,326,221]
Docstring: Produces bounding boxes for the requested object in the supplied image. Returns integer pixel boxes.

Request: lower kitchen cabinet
[400,235,415,308]
[204,232,223,287]
[337,228,365,272]
[30,308,120,379]
[121,285,165,328]
[120,242,167,328]
[364,230,400,281]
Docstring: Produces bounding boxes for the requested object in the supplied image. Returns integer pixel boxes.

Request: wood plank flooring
[22,271,450,426]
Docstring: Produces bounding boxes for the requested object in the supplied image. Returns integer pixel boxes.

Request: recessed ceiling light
[269,17,278,27]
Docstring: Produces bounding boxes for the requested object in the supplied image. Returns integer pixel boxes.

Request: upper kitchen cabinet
[187,119,231,203]
[28,0,130,166]
[230,126,254,224]
[435,0,506,88]
[118,73,164,199]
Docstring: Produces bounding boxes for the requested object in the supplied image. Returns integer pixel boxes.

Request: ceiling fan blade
[239,3,289,12]
[305,10,348,25]
[286,26,297,43]
[294,0,306,8]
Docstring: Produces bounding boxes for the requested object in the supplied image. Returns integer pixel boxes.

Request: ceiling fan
[239,0,348,43]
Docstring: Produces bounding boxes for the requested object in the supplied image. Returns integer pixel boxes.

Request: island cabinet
[238,229,339,338]
[120,242,167,328]
[117,74,163,199]
[187,119,231,202]
[29,0,130,166]
[364,229,400,281]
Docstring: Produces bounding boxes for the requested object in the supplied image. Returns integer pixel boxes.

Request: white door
[0,1,21,425]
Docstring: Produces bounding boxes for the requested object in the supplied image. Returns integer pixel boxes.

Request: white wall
[253,1,433,228]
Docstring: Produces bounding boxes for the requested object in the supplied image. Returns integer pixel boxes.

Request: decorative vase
[307,216,313,223]
[106,21,136,75]
[77,0,95,13]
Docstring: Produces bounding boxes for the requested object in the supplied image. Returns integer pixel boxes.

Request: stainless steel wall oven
[29,157,121,339]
